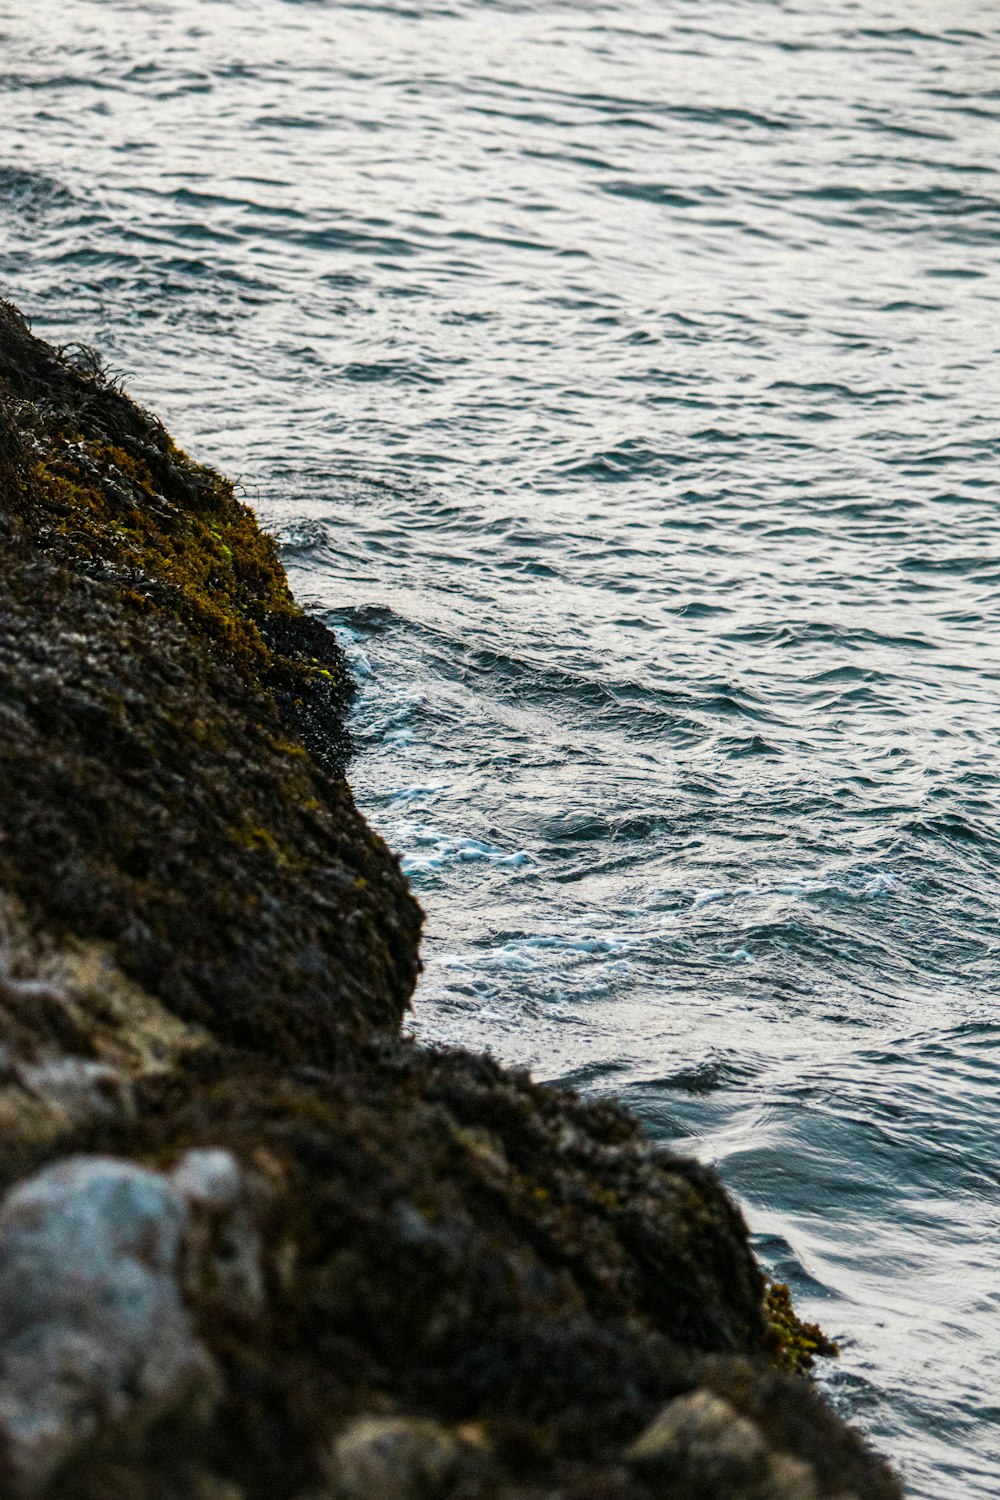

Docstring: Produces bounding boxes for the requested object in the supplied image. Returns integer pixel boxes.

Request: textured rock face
[0,300,420,1057]
[0,301,903,1500]
[0,1149,265,1496]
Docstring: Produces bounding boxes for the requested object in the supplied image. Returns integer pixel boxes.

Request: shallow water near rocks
[1,0,999,1492]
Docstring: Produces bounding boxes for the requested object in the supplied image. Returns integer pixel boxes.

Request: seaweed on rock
[0,300,419,1057]
[0,299,901,1500]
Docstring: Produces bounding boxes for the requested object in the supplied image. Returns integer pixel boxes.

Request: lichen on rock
[0,300,902,1500]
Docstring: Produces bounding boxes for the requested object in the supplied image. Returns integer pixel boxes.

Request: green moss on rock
[0,299,420,1054]
[763,1280,839,1374]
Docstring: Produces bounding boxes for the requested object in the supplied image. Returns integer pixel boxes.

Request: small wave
[0,165,74,217]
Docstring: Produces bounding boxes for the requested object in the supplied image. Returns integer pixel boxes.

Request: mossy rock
[0,299,421,1056]
[0,301,901,1500]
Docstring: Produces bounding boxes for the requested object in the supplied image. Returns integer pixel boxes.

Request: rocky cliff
[0,298,901,1500]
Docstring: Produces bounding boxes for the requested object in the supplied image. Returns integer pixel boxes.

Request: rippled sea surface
[2,0,999,1490]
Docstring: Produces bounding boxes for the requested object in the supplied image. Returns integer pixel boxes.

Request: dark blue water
[2,1,999,1491]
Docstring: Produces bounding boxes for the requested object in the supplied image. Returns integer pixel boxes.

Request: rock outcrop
[0,298,902,1500]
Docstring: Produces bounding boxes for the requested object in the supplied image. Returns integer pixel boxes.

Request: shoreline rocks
[0,298,902,1499]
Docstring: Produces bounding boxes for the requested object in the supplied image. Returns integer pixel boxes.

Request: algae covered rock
[0,298,420,1059]
[0,301,902,1500]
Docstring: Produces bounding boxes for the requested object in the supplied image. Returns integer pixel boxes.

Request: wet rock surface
[0,300,902,1499]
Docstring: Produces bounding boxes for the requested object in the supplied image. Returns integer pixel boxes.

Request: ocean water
[1,0,998,1491]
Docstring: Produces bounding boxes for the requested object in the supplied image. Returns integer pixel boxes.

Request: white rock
[0,1148,264,1496]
